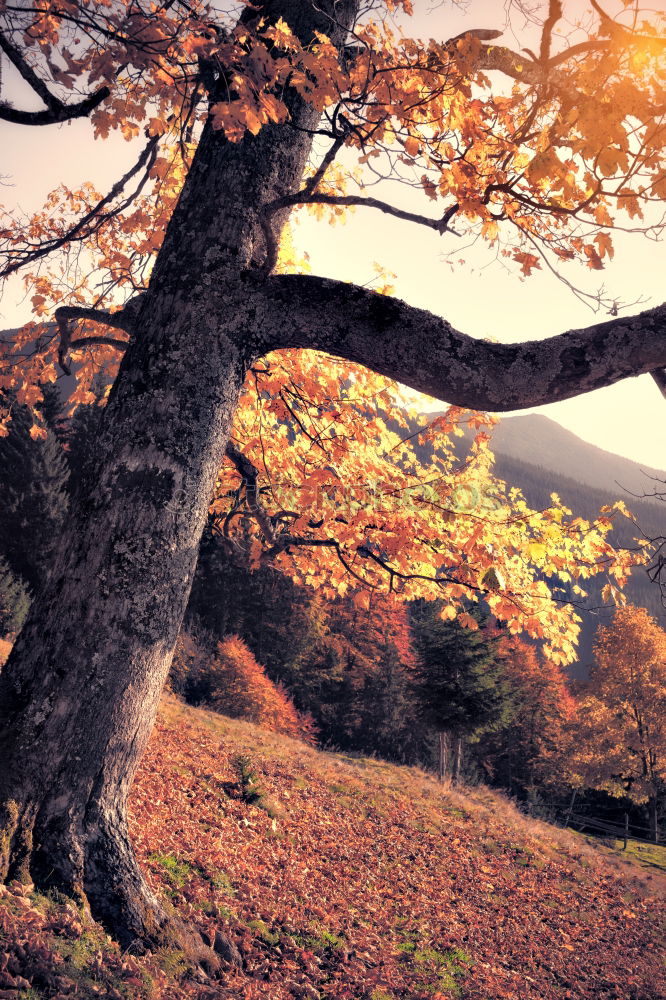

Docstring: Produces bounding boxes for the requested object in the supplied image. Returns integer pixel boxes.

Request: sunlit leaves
[0,0,658,660]
[209,343,641,664]
[564,606,666,807]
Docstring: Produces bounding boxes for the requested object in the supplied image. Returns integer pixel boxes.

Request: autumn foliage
[171,632,315,744]
[1,0,662,660]
[564,606,666,837]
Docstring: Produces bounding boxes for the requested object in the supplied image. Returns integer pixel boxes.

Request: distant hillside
[478,414,664,499]
[477,419,664,676]
[0,694,663,999]
[407,411,665,678]
[490,451,663,676]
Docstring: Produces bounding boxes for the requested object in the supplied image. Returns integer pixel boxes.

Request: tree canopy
[566,605,666,838]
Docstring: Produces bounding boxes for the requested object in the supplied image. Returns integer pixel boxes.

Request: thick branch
[55,300,140,373]
[261,275,666,411]
[0,31,109,125]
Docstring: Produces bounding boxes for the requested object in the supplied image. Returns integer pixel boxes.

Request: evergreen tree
[476,635,575,800]
[410,601,513,783]
[0,397,70,593]
[187,532,425,760]
[39,381,70,446]
[0,556,30,635]
[353,641,426,764]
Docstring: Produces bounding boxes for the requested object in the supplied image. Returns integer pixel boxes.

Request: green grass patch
[247,919,280,946]
[147,852,193,889]
[232,754,282,819]
[613,838,666,871]
[153,947,188,979]
[288,923,347,954]
[568,831,666,873]
[198,867,236,894]
[397,938,473,997]
[53,925,156,999]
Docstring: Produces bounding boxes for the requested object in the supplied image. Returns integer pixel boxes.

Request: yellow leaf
[528,542,547,561]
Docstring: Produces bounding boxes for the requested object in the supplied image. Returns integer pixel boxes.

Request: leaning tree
[0,0,665,961]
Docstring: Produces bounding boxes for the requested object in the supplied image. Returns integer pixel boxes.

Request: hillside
[409,411,665,676]
[1,694,664,1000]
[475,415,664,499]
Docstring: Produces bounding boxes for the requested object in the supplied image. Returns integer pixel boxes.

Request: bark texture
[263,275,666,410]
[0,0,358,955]
[0,286,248,952]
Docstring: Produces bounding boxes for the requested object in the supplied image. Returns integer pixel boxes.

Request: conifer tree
[65,396,105,497]
[0,398,70,593]
[0,556,30,636]
[353,641,425,764]
[410,602,512,783]
[477,635,575,799]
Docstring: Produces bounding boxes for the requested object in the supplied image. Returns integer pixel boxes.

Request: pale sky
[0,0,664,469]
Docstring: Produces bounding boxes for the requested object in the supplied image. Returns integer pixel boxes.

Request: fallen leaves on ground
[1,693,663,1000]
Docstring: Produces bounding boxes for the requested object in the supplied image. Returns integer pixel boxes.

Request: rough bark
[452,737,463,786]
[263,275,666,410]
[438,731,448,782]
[0,0,358,957]
[0,285,248,955]
[648,796,660,844]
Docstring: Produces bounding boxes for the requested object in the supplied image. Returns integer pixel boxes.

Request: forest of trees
[0,0,665,967]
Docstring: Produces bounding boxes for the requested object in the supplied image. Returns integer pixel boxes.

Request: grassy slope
[1,694,664,1000]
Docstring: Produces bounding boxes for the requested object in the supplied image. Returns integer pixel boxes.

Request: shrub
[171,632,316,744]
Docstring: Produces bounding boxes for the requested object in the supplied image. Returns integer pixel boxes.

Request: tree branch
[55,299,142,373]
[651,367,666,399]
[260,274,666,411]
[539,0,563,63]
[223,440,279,544]
[1,137,159,280]
[266,190,460,238]
[0,30,110,125]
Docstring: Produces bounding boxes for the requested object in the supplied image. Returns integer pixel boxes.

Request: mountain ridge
[476,413,664,499]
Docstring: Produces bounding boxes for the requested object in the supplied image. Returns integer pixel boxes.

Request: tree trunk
[438,731,448,782]
[0,0,358,955]
[0,288,248,955]
[452,737,463,786]
[648,796,659,844]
